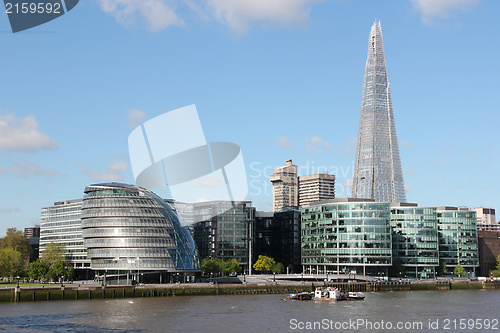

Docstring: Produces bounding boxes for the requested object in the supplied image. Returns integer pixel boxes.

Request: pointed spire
[352,21,406,203]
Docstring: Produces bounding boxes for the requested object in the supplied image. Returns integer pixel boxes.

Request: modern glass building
[352,20,406,203]
[273,208,302,273]
[192,201,254,272]
[390,204,439,279]
[437,207,479,276]
[40,199,91,279]
[81,183,199,284]
[301,199,392,276]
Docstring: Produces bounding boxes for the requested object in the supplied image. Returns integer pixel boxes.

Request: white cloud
[404,168,415,176]
[405,182,412,193]
[410,0,479,23]
[0,114,58,152]
[96,0,184,32]
[306,136,335,153]
[277,136,293,148]
[0,206,21,213]
[96,0,320,33]
[0,162,62,178]
[401,140,413,148]
[340,137,357,155]
[205,0,319,33]
[127,109,148,128]
[79,160,129,181]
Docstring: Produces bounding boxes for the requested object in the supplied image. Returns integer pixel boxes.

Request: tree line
[0,228,73,282]
[200,255,285,277]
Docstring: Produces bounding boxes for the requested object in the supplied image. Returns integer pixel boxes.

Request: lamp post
[16,276,20,288]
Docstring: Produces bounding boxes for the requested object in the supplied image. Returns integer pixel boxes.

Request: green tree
[437,260,448,276]
[222,259,241,276]
[47,260,74,280]
[0,228,32,268]
[272,262,285,274]
[454,264,466,277]
[253,255,276,273]
[388,259,406,277]
[489,255,500,278]
[0,248,25,279]
[201,258,223,276]
[41,242,66,270]
[28,259,49,280]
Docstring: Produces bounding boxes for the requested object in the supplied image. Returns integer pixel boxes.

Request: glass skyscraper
[352,21,406,203]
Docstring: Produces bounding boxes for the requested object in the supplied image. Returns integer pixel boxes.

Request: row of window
[302,233,390,241]
[302,242,391,250]
[82,198,163,209]
[40,219,82,228]
[302,257,391,265]
[41,227,82,234]
[85,237,175,249]
[84,190,141,198]
[91,258,175,269]
[82,218,172,229]
[40,214,81,223]
[81,208,165,218]
[88,248,172,259]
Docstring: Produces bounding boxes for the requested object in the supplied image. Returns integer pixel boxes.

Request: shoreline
[1,280,499,303]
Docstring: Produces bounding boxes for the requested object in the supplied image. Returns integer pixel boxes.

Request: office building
[475,207,499,231]
[24,225,40,260]
[298,173,335,207]
[273,208,302,273]
[192,201,255,273]
[437,207,479,276]
[81,183,199,284]
[301,198,392,276]
[477,230,500,277]
[254,209,302,274]
[352,20,406,203]
[24,225,40,238]
[254,211,274,259]
[390,203,439,279]
[40,199,91,279]
[270,160,298,212]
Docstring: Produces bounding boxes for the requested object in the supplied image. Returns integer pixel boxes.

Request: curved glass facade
[81,183,199,273]
[301,200,392,275]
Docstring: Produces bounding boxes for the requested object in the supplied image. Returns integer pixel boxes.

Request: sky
[0,0,499,236]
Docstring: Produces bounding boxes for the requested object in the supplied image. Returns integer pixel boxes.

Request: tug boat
[346,291,365,300]
[286,291,313,300]
[312,287,347,301]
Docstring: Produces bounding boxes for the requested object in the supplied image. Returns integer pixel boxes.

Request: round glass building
[81,183,199,284]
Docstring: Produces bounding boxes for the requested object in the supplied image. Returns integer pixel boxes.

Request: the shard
[352,21,406,203]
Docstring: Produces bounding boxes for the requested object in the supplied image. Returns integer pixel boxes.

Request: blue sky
[0,0,499,236]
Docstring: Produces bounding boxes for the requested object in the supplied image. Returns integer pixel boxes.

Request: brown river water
[0,289,498,332]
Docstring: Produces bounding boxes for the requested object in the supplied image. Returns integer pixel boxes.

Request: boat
[312,287,347,301]
[346,291,365,300]
[285,291,313,300]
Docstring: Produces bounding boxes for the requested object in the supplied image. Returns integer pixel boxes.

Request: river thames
[0,289,498,332]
